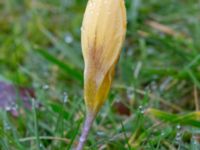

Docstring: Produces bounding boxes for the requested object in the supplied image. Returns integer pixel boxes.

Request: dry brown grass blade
[19,136,70,143]
[146,20,185,37]
[194,86,199,111]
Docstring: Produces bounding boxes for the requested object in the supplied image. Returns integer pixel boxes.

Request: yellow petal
[82,0,127,114]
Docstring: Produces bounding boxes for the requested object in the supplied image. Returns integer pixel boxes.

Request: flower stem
[76,112,95,150]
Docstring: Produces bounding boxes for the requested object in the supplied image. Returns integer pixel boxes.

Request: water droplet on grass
[5,106,11,111]
[63,92,68,103]
[177,132,181,137]
[4,122,11,130]
[11,102,18,110]
[127,88,134,100]
[193,140,198,145]
[138,105,145,114]
[127,48,133,56]
[64,34,73,44]
[161,132,165,136]
[175,132,182,142]
[176,124,181,130]
[97,131,104,136]
[40,143,43,148]
[43,84,49,90]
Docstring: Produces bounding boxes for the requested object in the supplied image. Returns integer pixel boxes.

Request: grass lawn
[0,0,200,149]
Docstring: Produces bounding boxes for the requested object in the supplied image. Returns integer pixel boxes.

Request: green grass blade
[148,108,200,128]
[32,99,40,150]
[36,48,83,83]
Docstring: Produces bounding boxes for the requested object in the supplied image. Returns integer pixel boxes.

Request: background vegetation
[0,0,200,149]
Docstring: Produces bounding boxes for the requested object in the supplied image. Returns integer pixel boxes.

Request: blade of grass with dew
[36,48,83,83]
[186,69,200,89]
[49,101,69,134]
[49,102,70,120]
[147,108,200,128]
[36,21,82,68]
[67,119,82,150]
[0,110,26,150]
[120,121,131,150]
[142,67,200,80]
[32,99,41,150]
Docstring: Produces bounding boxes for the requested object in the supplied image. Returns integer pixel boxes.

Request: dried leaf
[113,101,130,116]
[0,81,36,116]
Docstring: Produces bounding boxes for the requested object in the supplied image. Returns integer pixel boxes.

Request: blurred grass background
[0,0,200,149]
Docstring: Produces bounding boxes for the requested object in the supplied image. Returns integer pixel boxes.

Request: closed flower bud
[76,1,127,149]
[82,0,127,114]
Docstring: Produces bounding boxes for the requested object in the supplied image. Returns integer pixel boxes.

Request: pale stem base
[75,112,95,150]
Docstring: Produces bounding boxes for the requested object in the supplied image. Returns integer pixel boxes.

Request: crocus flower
[76,0,126,149]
